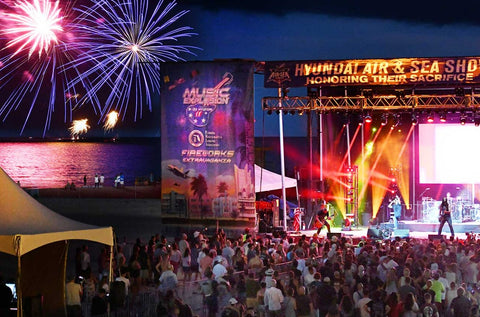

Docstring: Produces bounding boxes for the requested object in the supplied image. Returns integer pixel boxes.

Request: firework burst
[69,118,90,137]
[104,110,118,131]
[67,0,199,122]
[0,0,99,136]
[2,0,63,57]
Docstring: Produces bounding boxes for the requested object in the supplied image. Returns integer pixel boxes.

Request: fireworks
[2,0,63,57]
[69,118,90,137]
[0,0,198,136]
[67,0,198,122]
[0,0,90,136]
[104,110,119,131]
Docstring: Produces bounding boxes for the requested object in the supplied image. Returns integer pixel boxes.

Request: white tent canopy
[255,164,297,193]
[0,167,113,256]
[0,167,113,317]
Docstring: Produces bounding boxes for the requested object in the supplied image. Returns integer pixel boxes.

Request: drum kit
[421,196,480,223]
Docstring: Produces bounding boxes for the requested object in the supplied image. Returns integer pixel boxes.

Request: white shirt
[212,263,227,280]
[115,276,130,296]
[264,286,284,311]
[357,297,372,317]
[80,251,90,271]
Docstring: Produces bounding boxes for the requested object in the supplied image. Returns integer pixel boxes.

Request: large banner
[161,61,255,219]
[265,56,480,88]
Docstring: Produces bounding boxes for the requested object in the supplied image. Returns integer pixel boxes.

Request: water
[0,140,162,188]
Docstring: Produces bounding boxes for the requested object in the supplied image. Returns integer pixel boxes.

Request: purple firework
[66,0,200,122]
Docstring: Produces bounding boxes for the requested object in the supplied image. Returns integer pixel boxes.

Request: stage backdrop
[161,61,255,219]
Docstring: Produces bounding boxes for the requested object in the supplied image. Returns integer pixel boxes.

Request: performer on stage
[314,208,331,234]
[438,194,455,238]
[388,194,402,229]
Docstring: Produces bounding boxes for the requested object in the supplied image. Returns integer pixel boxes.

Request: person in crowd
[0,275,13,317]
[263,279,284,317]
[245,272,260,311]
[66,275,83,317]
[419,292,438,317]
[158,264,178,297]
[385,292,402,317]
[281,287,296,317]
[450,287,472,317]
[115,266,130,298]
[338,294,355,317]
[80,245,91,277]
[295,285,313,317]
[91,288,108,316]
[178,233,190,256]
[181,247,192,285]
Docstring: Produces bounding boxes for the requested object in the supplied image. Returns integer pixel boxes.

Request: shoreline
[30,184,162,199]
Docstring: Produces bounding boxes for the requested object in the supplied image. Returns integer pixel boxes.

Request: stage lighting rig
[411,113,418,125]
[439,111,447,122]
[427,111,434,123]
[363,112,372,123]
[381,113,388,126]
[460,112,466,125]
[475,112,480,126]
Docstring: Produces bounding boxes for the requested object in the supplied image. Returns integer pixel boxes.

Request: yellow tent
[0,167,114,317]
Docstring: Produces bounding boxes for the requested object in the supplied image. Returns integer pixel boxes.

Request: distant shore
[32,184,162,199]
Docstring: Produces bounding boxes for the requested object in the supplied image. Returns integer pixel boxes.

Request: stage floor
[293,219,480,240]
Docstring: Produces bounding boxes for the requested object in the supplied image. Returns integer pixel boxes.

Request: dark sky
[2,0,480,138]
[180,1,480,137]
[182,0,480,27]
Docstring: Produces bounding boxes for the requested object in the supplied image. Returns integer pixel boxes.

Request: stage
[289,219,480,241]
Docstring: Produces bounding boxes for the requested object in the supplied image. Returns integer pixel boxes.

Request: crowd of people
[66,227,480,317]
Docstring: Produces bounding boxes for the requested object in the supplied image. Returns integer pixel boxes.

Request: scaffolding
[344,165,358,226]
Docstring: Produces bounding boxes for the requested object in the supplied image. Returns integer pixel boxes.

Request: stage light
[455,87,465,97]
[289,109,295,115]
[411,113,418,125]
[381,113,388,126]
[364,112,372,123]
[460,112,466,125]
[393,114,401,127]
[298,110,304,115]
[275,110,280,114]
[395,89,406,99]
[475,113,480,127]
[307,87,320,98]
[439,112,447,122]
[427,111,434,123]
[267,109,273,115]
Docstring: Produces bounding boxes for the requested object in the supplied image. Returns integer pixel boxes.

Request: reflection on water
[0,141,161,188]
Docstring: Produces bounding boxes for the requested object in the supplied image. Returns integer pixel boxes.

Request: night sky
[2,0,480,138]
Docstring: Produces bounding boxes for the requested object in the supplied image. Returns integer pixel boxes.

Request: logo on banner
[184,73,233,127]
[267,63,291,87]
[188,130,204,147]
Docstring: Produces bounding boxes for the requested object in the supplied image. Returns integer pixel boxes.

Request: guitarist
[388,194,402,229]
[438,195,455,238]
[314,208,331,234]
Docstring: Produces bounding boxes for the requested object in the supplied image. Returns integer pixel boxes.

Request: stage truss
[262,94,480,113]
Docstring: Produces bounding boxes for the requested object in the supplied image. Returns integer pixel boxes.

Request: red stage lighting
[427,112,434,123]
